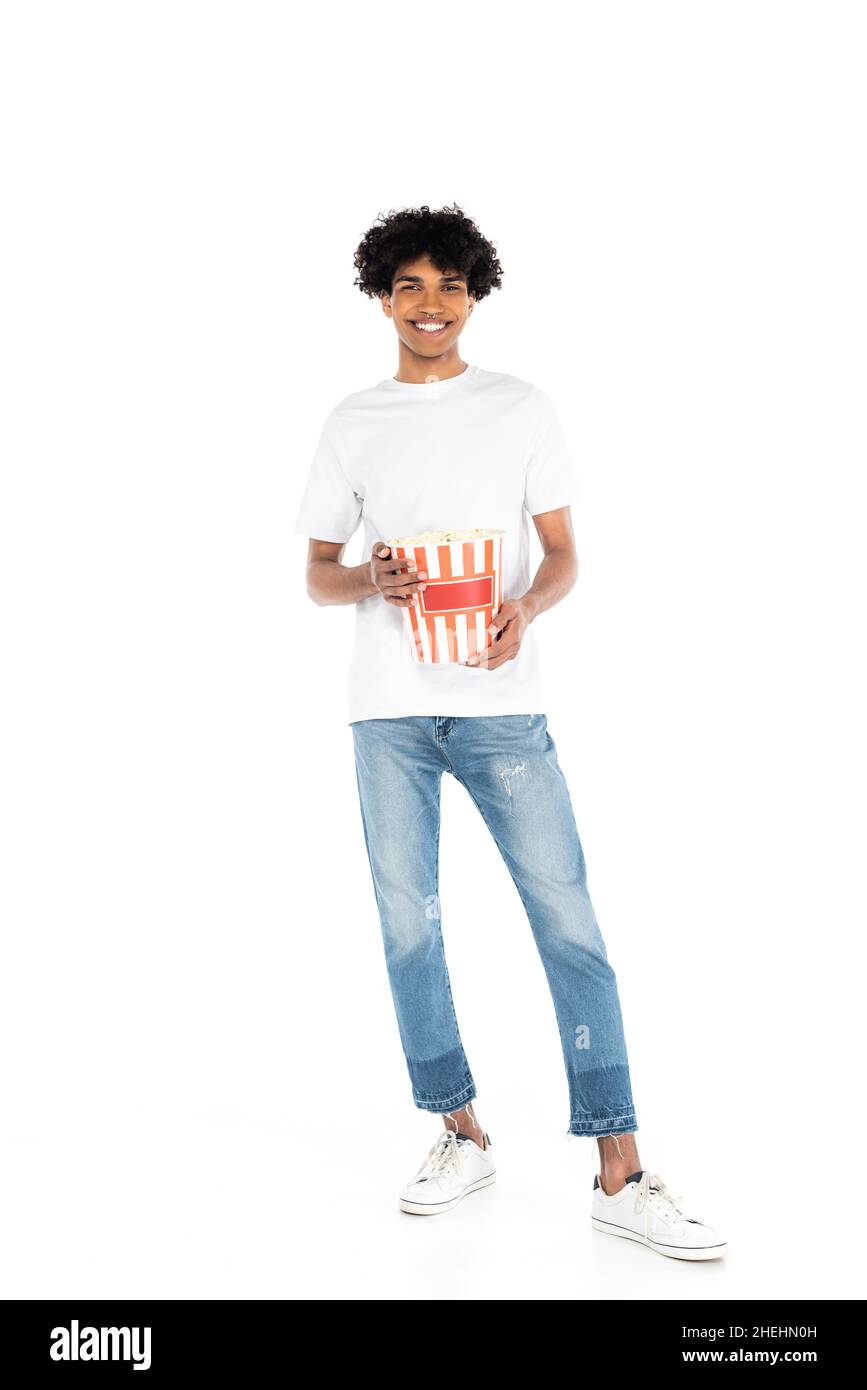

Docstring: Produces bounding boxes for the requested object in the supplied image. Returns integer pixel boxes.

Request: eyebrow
[394,274,466,285]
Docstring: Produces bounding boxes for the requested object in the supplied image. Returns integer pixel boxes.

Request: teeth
[414,321,447,332]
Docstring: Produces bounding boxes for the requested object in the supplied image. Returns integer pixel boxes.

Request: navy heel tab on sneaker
[452,1131,492,1149]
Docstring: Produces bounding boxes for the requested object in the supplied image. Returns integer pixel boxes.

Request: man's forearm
[307,557,378,606]
[520,546,578,622]
[306,544,576,612]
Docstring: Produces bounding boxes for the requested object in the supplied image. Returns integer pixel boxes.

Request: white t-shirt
[291,363,578,724]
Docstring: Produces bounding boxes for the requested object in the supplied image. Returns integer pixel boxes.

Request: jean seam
[424,722,475,1108]
[414,1082,477,1112]
[569,1120,638,1133]
[570,1109,637,1121]
[569,1111,637,1128]
[431,781,474,1091]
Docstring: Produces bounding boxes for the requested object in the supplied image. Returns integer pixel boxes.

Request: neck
[394,340,468,384]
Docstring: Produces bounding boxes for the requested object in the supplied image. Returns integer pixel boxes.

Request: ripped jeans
[350,714,638,1138]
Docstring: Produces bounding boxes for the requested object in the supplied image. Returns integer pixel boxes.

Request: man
[292,204,726,1260]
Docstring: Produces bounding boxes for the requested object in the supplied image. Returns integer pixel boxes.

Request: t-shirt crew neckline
[380,362,479,394]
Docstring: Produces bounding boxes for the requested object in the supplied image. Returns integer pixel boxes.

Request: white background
[2,0,865,1301]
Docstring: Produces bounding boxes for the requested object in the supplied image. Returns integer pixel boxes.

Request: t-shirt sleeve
[292,412,363,542]
[523,388,578,516]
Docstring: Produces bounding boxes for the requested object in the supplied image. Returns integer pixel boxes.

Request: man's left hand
[466,597,532,669]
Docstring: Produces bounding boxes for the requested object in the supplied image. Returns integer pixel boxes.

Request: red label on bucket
[420,576,494,614]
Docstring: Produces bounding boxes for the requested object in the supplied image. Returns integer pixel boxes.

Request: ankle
[598,1171,626,1196]
[442,1104,486,1149]
[596,1133,640,1193]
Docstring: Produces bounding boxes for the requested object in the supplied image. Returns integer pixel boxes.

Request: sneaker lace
[633,1171,693,1240]
[411,1131,466,1185]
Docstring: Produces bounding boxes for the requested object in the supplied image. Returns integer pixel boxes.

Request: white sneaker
[399,1129,496,1215]
[591,1168,728,1260]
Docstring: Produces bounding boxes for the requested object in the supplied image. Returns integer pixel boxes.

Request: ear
[380,290,393,319]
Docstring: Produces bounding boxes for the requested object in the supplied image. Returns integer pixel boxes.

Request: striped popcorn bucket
[388,528,505,665]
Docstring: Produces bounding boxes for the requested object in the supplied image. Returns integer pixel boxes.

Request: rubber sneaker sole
[591,1215,728,1260]
[399,1171,496,1215]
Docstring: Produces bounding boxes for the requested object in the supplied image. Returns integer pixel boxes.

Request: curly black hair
[353,203,503,301]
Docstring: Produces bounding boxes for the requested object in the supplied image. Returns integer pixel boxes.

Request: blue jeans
[350,714,638,1138]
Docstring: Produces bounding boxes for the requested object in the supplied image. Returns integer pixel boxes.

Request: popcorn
[389,527,504,546]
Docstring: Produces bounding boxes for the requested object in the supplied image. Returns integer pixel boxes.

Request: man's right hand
[369,542,428,607]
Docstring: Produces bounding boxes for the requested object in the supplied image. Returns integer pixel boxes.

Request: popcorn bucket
[388,528,505,664]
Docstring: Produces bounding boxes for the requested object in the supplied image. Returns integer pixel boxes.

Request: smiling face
[381,254,475,361]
